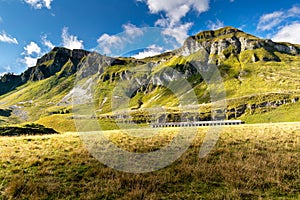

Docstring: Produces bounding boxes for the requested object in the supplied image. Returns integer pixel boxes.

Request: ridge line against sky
[0,0,300,74]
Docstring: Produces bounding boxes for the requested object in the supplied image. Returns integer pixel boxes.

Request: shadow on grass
[0,123,58,136]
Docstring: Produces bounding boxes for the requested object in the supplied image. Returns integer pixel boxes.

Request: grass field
[0,123,299,199]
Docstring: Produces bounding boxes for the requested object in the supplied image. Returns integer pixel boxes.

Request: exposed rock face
[32,47,90,81]
[226,97,300,119]
[78,52,125,79]
[103,95,299,124]
[239,37,258,51]
[1,26,300,98]
[0,47,90,95]
[179,27,300,64]
[37,47,70,65]
[180,37,204,56]
[0,73,23,95]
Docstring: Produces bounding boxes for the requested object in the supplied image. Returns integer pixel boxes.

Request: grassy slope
[8,53,300,132]
[225,52,300,98]
[240,101,300,123]
[0,44,300,130]
[35,114,124,132]
[0,124,299,199]
[0,74,75,122]
[149,50,300,100]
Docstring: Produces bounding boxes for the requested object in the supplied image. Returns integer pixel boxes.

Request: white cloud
[62,27,84,50]
[21,42,42,68]
[24,41,41,55]
[272,22,300,44]
[97,34,122,46]
[0,31,18,44]
[96,23,144,55]
[24,0,53,9]
[20,35,56,68]
[207,19,224,30]
[122,23,144,38]
[43,0,53,9]
[155,19,193,46]
[162,22,193,45]
[257,11,284,31]
[155,18,169,27]
[97,34,123,55]
[138,0,210,46]
[41,35,55,49]
[257,6,300,31]
[288,5,300,16]
[140,0,209,26]
[257,6,300,44]
[23,56,38,68]
[132,45,164,59]
[24,0,42,9]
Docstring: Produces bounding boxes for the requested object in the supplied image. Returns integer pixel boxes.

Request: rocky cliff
[0,47,90,95]
[180,27,300,64]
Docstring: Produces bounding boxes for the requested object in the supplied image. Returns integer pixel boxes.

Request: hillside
[0,26,300,131]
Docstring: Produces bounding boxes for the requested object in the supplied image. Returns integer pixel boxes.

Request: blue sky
[0,0,300,74]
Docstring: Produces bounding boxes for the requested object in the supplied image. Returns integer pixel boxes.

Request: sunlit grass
[0,124,299,199]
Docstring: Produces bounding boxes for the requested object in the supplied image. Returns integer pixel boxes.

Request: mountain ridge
[1,26,300,129]
[1,26,299,92]
[180,26,300,64]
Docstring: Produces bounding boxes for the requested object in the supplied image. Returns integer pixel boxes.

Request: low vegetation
[0,124,58,136]
[0,123,299,199]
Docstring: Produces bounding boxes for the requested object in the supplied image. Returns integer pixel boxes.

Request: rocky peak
[36,47,89,66]
[180,26,300,64]
[0,73,23,95]
[71,49,90,63]
[29,47,90,81]
[0,47,91,95]
[193,26,243,41]
[36,47,72,66]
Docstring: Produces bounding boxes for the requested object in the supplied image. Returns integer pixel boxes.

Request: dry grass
[0,123,299,199]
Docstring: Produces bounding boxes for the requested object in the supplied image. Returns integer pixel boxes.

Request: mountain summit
[180,26,299,64]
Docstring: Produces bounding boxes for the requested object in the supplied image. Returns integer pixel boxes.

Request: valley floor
[0,123,299,199]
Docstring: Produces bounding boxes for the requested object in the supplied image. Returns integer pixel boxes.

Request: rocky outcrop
[99,94,299,124]
[264,40,299,55]
[230,98,299,119]
[32,47,90,81]
[0,73,23,95]
[37,47,70,65]
[0,48,91,95]
[179,27,300,65]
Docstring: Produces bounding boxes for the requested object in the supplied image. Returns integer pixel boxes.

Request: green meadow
[0,124,299,199]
